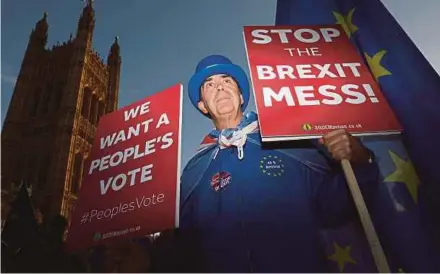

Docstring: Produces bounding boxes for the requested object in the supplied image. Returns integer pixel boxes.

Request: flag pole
[340,159,391,273]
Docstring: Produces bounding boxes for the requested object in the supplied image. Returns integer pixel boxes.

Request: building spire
[109,36,120,57]
[30,12,49,47]
[80,0,94,22]
[76,0,95,46]
[82,0,94,7]
[107,35,121,112]
[36,11,48,31]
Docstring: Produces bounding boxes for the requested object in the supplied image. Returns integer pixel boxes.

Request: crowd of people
[1,186,183,273]
[1,211,180,272]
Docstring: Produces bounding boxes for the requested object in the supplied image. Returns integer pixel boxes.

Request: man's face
[197,74,243,118]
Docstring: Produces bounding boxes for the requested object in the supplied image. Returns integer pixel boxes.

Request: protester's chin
[216,104,236,115]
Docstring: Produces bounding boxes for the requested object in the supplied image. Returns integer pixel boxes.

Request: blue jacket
[178,112,380,272]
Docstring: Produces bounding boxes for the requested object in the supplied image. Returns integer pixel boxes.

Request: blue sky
[1,0,439,169]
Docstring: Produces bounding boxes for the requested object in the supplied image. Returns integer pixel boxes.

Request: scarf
[207,111,259,160]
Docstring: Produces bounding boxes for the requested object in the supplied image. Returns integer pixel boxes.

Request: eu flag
[276,0,440,272]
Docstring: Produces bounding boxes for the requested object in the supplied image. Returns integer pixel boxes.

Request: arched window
[37,154,50,190]
[52,82,64,113]
[30,87,42,117]
[20,154,28,182]
[71,153,83,195]
[81,87,92,118]
[97,101,106,125]
[40,84,52,115]
[26,155,36,186]
[90,94,99,125]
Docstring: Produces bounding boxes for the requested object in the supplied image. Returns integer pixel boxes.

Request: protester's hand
[319,129,371,164]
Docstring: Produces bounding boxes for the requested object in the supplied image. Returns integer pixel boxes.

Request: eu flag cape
[276,0,440,272]
[180,112,384,272]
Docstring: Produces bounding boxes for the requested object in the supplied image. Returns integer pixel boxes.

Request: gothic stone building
[1,1,121,222]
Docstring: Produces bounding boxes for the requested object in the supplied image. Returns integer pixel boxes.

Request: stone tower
[1,0,121,222]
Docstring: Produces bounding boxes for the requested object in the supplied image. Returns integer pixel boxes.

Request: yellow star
[328,242,357,272]
[384,150,420,204]
[364,50,392,80]
[333,9,358,37]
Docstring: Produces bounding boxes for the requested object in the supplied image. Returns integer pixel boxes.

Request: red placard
[243,25,402,141]
[65,84,183,251]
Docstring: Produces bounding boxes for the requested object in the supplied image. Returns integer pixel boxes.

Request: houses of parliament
[1,0,121,223]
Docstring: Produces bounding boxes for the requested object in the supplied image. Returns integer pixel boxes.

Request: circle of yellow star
[333,8,358,37]
[364,50,392,80]
[260,155,284,177]
[384,150,420,204]
[328,242,357,272]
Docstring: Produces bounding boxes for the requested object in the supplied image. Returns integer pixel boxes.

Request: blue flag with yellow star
[276,0,440,272]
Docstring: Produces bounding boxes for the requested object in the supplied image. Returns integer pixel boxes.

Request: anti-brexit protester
[177,55,380,272]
